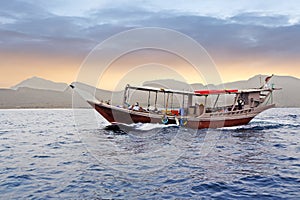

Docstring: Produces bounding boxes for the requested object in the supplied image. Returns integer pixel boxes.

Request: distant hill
[143,75,300,107]
[11,76,68,91]
[0,75,299,108]
[143,79,195,90]
[0,77,87,108]
[0,87,73,108]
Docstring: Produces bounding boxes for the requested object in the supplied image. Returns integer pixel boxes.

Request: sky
[0,0,300,90]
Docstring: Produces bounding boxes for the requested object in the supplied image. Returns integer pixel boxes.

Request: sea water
[0,108,299,199]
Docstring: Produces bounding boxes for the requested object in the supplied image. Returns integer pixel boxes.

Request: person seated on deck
[147,106,157,112]
[237,99,244,110]
[130,102,143,111]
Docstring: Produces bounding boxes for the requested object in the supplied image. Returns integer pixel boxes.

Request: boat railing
[125,104,254,117]
[208,108,254,117]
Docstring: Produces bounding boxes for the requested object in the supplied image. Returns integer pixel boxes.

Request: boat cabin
[122,84,275,117]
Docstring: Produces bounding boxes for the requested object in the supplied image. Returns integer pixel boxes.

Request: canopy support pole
[123,84,129,108]
[231,93,240,111]
[213,94,220,109]
[154,91,158,110]
[204,95,208,113]
[171,93,174,110]
[165,93,170,113]
[147,91,151,110]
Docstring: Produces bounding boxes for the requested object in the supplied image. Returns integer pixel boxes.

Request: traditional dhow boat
[81,76,281,129]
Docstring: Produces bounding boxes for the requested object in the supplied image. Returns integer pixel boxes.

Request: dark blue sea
[0,108,299,199]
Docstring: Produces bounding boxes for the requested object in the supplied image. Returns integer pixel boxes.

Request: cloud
[0,0,299,71]
[0,0,52,21]
[228,12,292,27]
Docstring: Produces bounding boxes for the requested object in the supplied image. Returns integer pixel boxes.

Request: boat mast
[165,93,170,113]
[154,91,158,110]
[171,93,174,110]
[123,84,129,108]
[180,93,185,116]
[147,91,151,110]
[261,90,272,105]
[204,95,207,113]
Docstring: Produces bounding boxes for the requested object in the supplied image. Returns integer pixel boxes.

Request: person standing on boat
[237,98,244,110]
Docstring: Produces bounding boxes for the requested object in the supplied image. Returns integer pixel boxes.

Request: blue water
[0,108,299,199]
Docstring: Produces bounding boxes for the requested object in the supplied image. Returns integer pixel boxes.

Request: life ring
[161,115,168,124]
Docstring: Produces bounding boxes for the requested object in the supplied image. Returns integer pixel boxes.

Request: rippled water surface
[0,108,299,199]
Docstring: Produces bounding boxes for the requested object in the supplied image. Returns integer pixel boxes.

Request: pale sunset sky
[0,0,300,90]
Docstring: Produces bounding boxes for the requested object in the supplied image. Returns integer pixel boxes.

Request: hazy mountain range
[0,75,299,108]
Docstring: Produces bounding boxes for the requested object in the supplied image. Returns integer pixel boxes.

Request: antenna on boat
[69,83,100,103]
[259,75,262,87]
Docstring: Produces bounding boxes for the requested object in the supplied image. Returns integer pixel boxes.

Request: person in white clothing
[130,102,143,111]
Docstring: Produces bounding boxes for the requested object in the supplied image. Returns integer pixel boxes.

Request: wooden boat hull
[88,101,275,129]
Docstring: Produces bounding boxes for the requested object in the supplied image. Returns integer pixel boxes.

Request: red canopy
[194,89,238,95]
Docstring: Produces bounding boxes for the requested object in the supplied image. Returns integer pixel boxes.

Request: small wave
[273,174,300,185]
[32,155,51,158]
[220,123,284,133]
[273,143,287,148]
[287,124,300,128]
[276,156,298,161]
[191,182,230,193]
[236,124,284,131]
[104,122,178,134]
[133,123,178,131]
[7,174,32,180]
[287,114,298,119]
[0,130,10,135]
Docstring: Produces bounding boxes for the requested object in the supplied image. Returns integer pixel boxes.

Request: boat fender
[180,118,188,126]
[175,117,180,126]
[161,115,168,124]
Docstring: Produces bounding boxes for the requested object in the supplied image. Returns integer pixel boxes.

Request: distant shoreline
[0,106,298,109]
[0,107,90,109]
[1,75,300,108]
